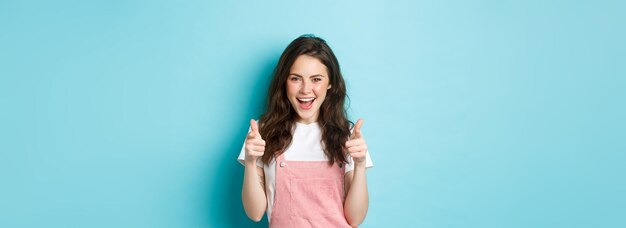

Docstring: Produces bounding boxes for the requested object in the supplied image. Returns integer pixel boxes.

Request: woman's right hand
[244,119,265,165]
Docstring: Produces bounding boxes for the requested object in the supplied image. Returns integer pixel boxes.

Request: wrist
[244,157,258,166]
[354,160,367,168]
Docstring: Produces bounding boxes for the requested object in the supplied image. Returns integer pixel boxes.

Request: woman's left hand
[345,119,367,165]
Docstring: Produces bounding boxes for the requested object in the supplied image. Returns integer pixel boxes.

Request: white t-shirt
[237,121,374,222]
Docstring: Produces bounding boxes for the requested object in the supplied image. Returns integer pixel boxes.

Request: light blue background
[1,0,624,227]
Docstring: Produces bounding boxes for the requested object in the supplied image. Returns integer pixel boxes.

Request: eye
[289,77,300,81]
[313,78,322,82]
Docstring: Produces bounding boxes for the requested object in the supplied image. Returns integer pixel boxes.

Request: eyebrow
[288,73,326,78]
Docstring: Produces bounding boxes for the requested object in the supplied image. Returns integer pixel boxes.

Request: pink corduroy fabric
[269,153,352,228]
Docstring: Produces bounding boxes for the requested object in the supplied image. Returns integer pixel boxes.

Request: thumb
[250,119,261,138]
[351,118,363,139]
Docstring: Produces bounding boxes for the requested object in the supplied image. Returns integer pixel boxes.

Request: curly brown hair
[259,34,352,166]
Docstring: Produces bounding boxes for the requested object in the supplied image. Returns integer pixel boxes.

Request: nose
[300,80,312,94]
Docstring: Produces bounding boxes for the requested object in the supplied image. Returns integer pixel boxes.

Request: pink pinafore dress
[269,153,352,227]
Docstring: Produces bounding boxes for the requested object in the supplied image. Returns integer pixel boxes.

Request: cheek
[286,82,298,95]
[312,84,329,96]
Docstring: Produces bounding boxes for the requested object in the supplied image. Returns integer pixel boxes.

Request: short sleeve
[237,125,263,168]
[344,150,374,173]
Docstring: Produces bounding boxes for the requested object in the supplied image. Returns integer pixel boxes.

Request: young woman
[237,35,373,227]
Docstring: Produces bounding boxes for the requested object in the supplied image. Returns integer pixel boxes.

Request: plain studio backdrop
[1,0,624,227]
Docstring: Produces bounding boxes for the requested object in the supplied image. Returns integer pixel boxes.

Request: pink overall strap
[269,153,352,228]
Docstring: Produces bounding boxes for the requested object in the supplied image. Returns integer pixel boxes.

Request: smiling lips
[296,97,315,110]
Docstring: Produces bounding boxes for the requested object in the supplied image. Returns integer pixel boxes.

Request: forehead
[289,55,328,77]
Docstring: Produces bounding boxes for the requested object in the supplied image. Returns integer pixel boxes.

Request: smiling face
[286,54,332,124]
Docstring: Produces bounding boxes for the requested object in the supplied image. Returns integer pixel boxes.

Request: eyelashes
[288,77,323,83]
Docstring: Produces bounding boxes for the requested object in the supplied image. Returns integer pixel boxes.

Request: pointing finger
[250,119,261,138]
[352,118,363,139]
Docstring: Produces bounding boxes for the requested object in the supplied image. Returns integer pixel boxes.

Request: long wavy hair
[259,34,352,166]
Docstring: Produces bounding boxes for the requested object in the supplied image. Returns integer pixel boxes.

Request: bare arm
[343,119,369,227]
[344,163,368,227]
[241,119,267,222]
[242,162,267,222]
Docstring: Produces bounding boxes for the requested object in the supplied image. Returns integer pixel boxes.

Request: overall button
[279,161,285,167]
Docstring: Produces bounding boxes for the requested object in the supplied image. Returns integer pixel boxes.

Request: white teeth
[297,97,315,102]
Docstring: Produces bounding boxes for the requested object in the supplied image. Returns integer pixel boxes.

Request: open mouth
[296,97,315,110]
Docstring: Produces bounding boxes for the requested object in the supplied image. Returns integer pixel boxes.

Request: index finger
[250,119,261,137]
[352,118,364,138]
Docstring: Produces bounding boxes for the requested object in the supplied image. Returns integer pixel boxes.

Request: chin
[297,112,313,120]
[295,110,318,122]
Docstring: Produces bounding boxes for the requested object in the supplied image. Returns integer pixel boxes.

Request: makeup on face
[286,55,332,123]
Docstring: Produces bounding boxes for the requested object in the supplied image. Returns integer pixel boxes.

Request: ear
[328,84,332,90]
